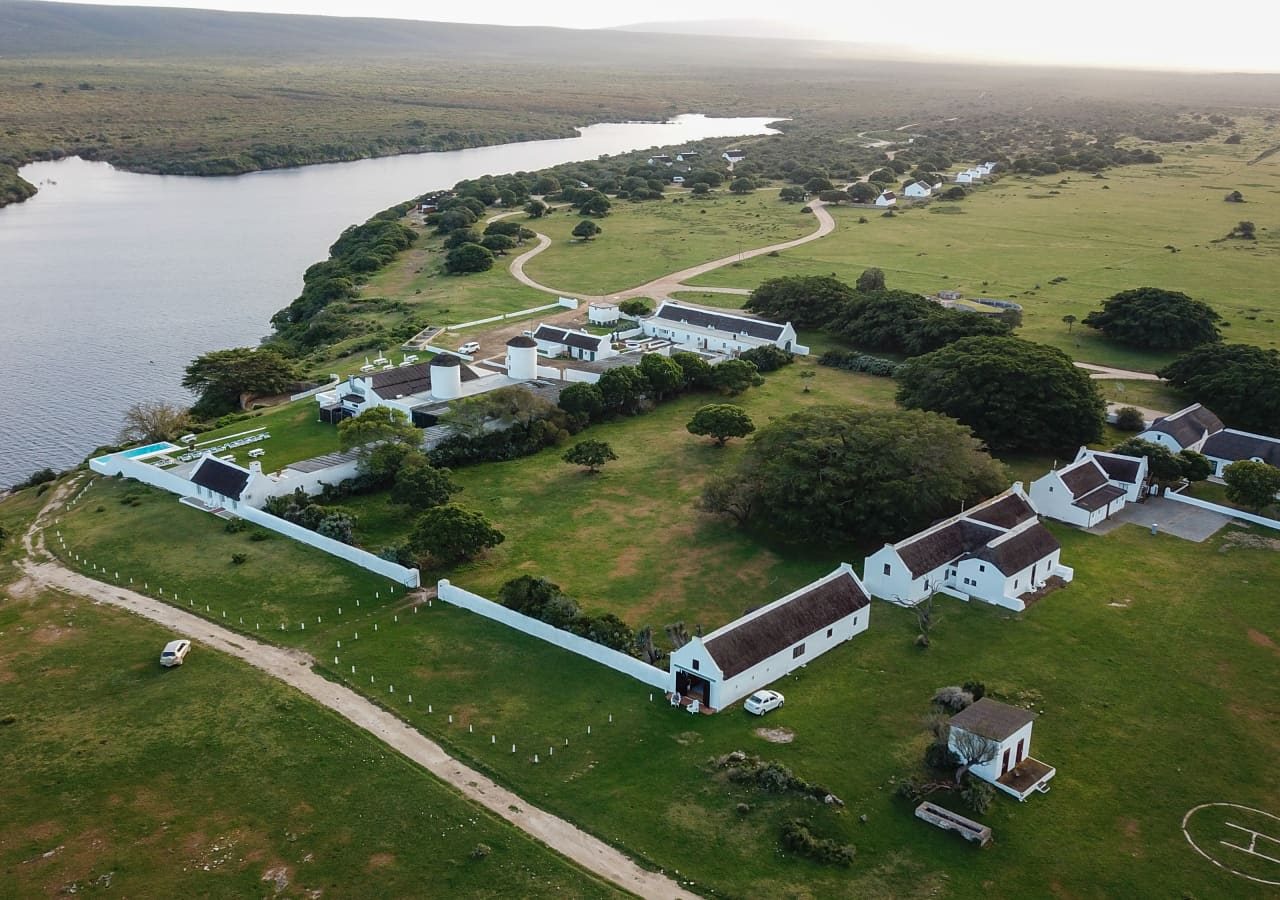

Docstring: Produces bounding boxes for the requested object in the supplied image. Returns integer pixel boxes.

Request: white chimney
[505,335,539,380]
[249,461,263,475]
[430,354,463,400]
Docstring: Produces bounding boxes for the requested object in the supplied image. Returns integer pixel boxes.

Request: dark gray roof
[285,448,362,474]
[533,325,607,352]
[897,520,1002,578]
[190,457,250,500]
[507,336,538,348]
[967,523,1060,576]
[1094,454,1142,483]
[1202,430,1280,466]
[1072,483,1127,512]
[431,353,463,368]
[949,698,1035,742]
[556,353,646,375]
[340,393,363,404]
[652,302,785,341]
[1147,404,1223,448]
[703,571,869,679]
[1059,460,1107,499]
[965,493,1037,530]
[368,360,480,399]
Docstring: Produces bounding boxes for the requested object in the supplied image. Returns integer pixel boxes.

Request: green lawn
[0,531,620,897]
[177,400,342,473]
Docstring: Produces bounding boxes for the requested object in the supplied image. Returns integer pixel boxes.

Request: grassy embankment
[0,494,622,898]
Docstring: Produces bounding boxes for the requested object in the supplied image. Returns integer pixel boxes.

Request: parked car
[744,689,784,715]
[160,639,191,667]
[458,341,481,355]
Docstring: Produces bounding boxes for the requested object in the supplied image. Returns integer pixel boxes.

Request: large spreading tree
[745,275,857,329]
[408,504,504,564]
[896,336,1105,452]
[1158,343,1280,436]
[687,404,755,446]
[1223,461,1280,512]
[701,405,1007,544]
[1082,287,1222,350]
[830,290,1012,357]
[182,347,303,416]
[337,407,421,452]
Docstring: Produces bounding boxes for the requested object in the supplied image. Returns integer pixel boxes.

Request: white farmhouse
[875,190,898,207]
[667,565,870,713]
[647,154,673,166]
[975,162,997,176]
[722,150,747,165]
[1139,403,1280,476]
[862,486,1073,611]
[639,300,807,355]
[587,302,621,326]
[948,698,1055,801]
[954,171,975,184]
[904,181,933,199]
[530,324,616,361]
[1029,449,1148,528]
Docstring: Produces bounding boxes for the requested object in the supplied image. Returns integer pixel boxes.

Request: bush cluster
[818,350,901,377]
[779,820,856,866]
[262,488,358,544]
[498,576,634,653]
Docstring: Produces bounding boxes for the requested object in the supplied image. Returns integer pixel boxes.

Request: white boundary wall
[89,454,420,586]
[437,579,670,689]
[290,377,340,402]
[1165,489,1280,531]
[449,297,579,331]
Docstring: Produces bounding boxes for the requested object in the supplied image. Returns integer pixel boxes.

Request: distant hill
[612,18,825,42]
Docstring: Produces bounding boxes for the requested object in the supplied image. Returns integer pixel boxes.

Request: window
[691,659,699,671]
[1014,579,1020,589]
[792,643,806,659]
[979,564,986,573]
[882,563,891,576]
[1048,485,1053,492]
[826,628,833,638]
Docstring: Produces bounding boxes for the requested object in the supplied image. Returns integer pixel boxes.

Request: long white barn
[639,300,807,355]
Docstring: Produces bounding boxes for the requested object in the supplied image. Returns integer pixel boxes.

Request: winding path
[16,482,695,900]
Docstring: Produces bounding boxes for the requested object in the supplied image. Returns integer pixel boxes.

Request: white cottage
[722,150,747,165]
[904,181,933,198]
[875,190,898,207]
[1030,450,1147,528]
[862,486,1073,612]
[948,698,1055,801]
[639,300,806,355]
[1140,403,1280,476]
[587,303,621,326]
[530,324,616,361]
[667,565,870,713]
[188,455,256,511]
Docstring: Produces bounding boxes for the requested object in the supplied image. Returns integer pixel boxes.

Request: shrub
[224,517,249,533]
[231,553,248,565]
[249,530,270,542]
[962,680,987,701]
[470,843,492,860]
[960,779,996,815]
[13,467,58,490]
[1113,406,1146,431]
[924,741,959,773]
[737,345,794,373]
[818,350,901,377]
[932,685,975,713]
[780,820,855,866]
[736,802,752,816]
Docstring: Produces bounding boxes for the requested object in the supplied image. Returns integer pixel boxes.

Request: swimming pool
[121,441,178,459]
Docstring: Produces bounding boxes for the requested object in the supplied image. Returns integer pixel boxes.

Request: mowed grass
[38,467,1280,899]
[0,585,622,898]
[174,400,341,472]
[678,122,1280,372]
[520,190,817,295]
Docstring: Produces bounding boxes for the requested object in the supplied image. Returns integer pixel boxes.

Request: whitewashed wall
[1166,490,1280,530]
[437,580,670,689]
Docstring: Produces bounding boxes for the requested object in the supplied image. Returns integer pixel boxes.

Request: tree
[1113,406,1146,431]
[597,366,649,415]
[480,233,516,254]
[704,406,1006,543]
[709,359,763,395]
[390,455,459,509]
[1179,449,1214,484]
[950,729,999,785]
[1082,287,1221,350]
[778,186,807,203]
[183,347,303,416]
[639,353,684,400]
[532,175,560,195]
[746,274,857,329]
[436,207,477,233]
[729,177,754,194]
[848,182,878,203]
[444,242,495,275]
[1224,190,1245,202]
[525,198,549,218]
[804,176,834,193]
[690,182,711,196]
[831,290,1011,356]
[818,190,850,204]
[670,351,713,389]
[855,267,886,293]
[1228,220,1256,239]
[619,298,652,317]
[360,441,417,481]
[117,400,191,444]
[445,386,555,437]
[1110,437,1212,488]
[689,169,723,187]
[498,574,563,617]
[1223,461,1280,512]
[315,510,357,544]
[557,381,605,425]
[867,168,896,185]
[687,404,755,446]
[408,504,504,564]
[578,191,611,216]
[940,186,967,200]
[443,227,482,249]
[572,219,602,241]
[338,407,421,452]
[897,336,1104,452]
[1159,343,1280,435]
[1062,314,1077,333]
[563,440,617,473]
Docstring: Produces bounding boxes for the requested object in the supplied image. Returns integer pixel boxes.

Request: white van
[160,639,191,667]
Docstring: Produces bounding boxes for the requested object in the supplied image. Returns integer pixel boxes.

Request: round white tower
[430,354,463,400]
[505,335,539,380]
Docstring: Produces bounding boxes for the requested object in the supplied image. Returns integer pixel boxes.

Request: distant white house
[675,151,699,162]
[875,190,898,207]
[955,171,977,184]
[1029,449,1148,528]
[587,302,621,326]
[639,300,807,355]
[1138,403,1280,476]
[722,150,747,165]
[667,565,871,712]
[949,698,1055,801]
[531,324,616,362]
[648,154,673,166]
[904,181,933,198]
[975,161,997,176]
[862,486,1073,612]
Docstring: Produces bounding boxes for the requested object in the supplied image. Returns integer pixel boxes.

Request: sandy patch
[30,624,71,645]
[754,727,795,744]
[1107,598,1132,608]
[1247,628,1276,650]
[1219,531,1280,553]
[366,852,396,870]
[611,547,642,579]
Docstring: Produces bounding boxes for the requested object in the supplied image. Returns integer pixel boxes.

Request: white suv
[160,639,191,667]
[458,341,481,355]
[744,690,784,715]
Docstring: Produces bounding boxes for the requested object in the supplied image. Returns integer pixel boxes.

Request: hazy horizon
[26,0,1280,74]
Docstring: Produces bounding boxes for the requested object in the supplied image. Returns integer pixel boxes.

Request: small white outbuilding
[948,698,1055,801]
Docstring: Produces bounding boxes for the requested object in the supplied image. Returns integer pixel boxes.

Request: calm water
[0,115,779,487]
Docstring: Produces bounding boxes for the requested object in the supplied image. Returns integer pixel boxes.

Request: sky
[48,0,1280,72]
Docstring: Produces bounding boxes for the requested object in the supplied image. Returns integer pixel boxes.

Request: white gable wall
[863,545,936,605]
[1029,470,1092,527]
[952,721,1034,788]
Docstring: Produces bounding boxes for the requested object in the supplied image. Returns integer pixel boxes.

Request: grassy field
[38,465,1280,899]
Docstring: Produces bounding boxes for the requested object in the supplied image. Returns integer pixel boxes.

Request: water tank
[506,335,539,380]
[430,354,463,400]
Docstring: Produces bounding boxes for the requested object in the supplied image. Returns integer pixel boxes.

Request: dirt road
[19,486,695,900]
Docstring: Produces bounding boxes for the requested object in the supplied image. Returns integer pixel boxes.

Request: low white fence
[437,579,670,689]
[449,297,579,331]
[290,377,340,402]
[1165,489,1280,531]
[89,454,420,586]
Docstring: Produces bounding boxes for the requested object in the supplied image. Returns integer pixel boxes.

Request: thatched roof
[950,698,1035,741]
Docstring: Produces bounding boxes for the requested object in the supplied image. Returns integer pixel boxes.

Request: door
[1001,748,1011,775]
[1016,738,1025,764]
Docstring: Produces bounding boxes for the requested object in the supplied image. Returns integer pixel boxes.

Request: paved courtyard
[1089,495,1237,542]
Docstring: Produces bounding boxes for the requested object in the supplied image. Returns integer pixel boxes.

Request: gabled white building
[667,565,870,712]
[639,300,807,355]
[949,698,1055,801]
[722,150,747,165]
[975,162,997,176]
[876,190,898,207]
[1030,449,1147,528]
[1139,403,1280,476]
[862,486,1073,612]
[904,181,933,198]
[587,303,620,326]
[530,324,616,361]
